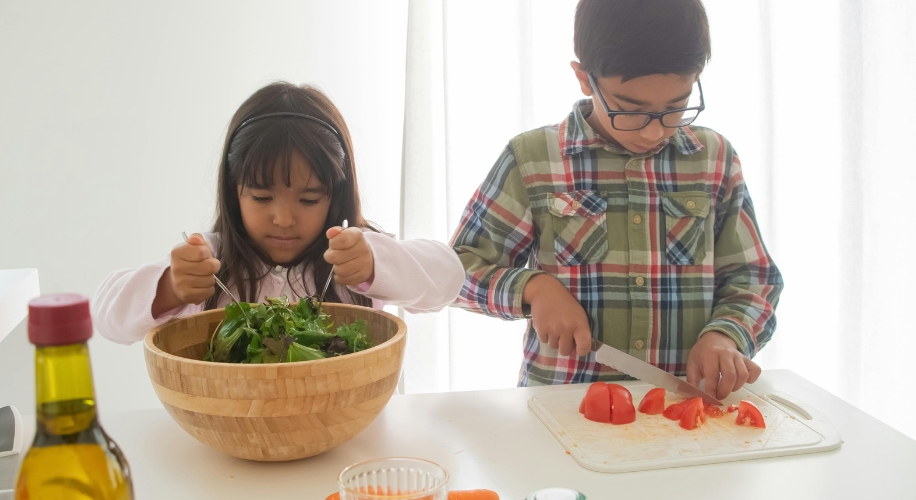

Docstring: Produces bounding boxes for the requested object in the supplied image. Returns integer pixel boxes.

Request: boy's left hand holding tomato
[686,331,762,400]
[323,226,374,286]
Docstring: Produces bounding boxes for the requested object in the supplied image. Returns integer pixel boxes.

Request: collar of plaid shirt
[560,99,705,158]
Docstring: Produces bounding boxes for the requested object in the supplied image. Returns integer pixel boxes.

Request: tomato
[606,383,636,425]
[727,405,739,413]
[581,382,611,423]
[665,400,726,422]
[679,397,707,430]
[579,382,636,425]
[704,404,726,418]
[663,400,687,420]
[735,400,766,428]
[637,388,666,415]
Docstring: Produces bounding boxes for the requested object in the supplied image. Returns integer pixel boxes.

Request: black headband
[226,111,348,167]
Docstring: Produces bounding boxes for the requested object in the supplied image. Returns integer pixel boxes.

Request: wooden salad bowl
[143,303,407,461]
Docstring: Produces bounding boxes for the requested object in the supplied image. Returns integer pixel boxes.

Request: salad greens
[204,296,372,364]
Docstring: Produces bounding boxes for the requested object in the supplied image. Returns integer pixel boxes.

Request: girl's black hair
[205,82,375,310]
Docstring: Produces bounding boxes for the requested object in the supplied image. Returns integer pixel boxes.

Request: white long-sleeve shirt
[92,231,464,345]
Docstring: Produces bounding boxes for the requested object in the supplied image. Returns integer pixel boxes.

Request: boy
[450,0,782,400]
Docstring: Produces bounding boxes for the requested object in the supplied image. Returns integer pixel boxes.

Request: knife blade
[590,338,723,406]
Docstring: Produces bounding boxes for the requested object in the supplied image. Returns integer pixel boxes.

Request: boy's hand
[168,233,221,305]
[523,274,592,357]
[686,331,762,400]
[324,226,374,286]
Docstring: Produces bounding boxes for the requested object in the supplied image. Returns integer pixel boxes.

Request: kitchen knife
[590,338,723,406]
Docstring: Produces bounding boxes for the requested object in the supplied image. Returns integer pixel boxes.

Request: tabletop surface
[8,369,915,499]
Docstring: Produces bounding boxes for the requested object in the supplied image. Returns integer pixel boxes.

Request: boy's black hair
[574,0,711,81]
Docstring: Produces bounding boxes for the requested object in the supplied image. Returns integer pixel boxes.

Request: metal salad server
[181,231,250,328]
[318,219,348,304]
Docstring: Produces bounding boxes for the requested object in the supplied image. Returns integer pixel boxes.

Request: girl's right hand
[168,233,221,305]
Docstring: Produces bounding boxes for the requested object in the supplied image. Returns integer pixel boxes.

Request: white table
[0,269,39,344]
[9,369,915,499]
[0,269,38,498]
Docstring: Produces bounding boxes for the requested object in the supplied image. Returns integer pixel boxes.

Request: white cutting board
[528,381,841,473]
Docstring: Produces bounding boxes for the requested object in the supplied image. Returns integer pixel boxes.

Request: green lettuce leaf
[209,318,249,363]
[286,342,328,362]
[205,295,373,364]
[335,320,371,352]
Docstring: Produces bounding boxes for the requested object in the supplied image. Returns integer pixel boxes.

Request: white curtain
[396,0,916,439]
[399,0,582,395]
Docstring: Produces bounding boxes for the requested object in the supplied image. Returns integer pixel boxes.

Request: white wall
[0,0,407,412]
[4,0,915,443]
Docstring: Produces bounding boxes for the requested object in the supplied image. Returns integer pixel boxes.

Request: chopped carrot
[326,490,499,499]
[448,491,500,500]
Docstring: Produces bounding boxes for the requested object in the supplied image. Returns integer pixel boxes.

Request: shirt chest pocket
[660,191,710,265]
[547,191,609,266]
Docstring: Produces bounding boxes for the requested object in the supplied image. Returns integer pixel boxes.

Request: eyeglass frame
[587,73,706,131]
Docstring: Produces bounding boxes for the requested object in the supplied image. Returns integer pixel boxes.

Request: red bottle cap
[28,293,93,346]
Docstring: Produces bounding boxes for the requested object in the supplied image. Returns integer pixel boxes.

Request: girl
[93,82,464,344]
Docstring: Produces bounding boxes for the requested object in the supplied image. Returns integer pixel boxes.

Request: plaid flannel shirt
[450,100,783,386]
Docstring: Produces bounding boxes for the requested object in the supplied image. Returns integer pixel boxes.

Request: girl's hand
[167,233,221,302]
[523,274,592,357]
[323,226,374,286]
[686,331,762,400]
[153,233,220,317]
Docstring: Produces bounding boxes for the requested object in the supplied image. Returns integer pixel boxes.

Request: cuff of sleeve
[146,263,195,330]
[94,261,194,346]
[700,318,756,357]
[350,232,385,296]
[491,267,545,320]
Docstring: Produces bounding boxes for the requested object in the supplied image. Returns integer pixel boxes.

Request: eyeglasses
[587,73,705,131]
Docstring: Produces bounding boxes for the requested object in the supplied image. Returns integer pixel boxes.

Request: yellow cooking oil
[16,440,132,500]
[15,343,133,500]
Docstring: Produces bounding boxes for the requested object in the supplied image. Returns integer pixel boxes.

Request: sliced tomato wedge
[663,400,687,420]
[637,388,666,415]
[581,382,611,423]
[735,400,766,428]
[606,383,636,425]
[679,397,707,430]
[704,404,726,418]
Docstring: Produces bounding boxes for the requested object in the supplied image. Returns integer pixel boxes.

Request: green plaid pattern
[450,100,784,386]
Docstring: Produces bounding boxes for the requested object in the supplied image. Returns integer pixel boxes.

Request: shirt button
[686,200,696,210]
[635,276,645,286]
[571,200,582,210]
[635,340,645,350]
[633,214,642,225]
